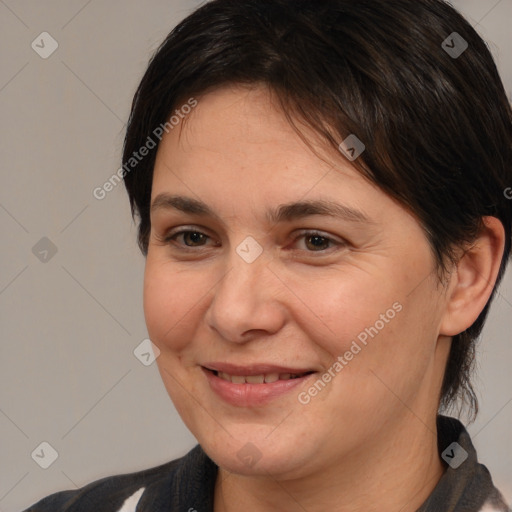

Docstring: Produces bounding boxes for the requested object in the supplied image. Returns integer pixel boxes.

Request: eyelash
[162,227,344,253]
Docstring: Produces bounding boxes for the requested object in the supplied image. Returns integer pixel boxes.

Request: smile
[214,371,310,384]
[202,365,316,406]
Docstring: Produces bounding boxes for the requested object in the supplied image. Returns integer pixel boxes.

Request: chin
[197,429,314,478]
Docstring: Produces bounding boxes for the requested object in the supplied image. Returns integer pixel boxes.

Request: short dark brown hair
[122,0,512,419]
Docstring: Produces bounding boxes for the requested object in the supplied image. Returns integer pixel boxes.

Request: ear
[440,216,506,336]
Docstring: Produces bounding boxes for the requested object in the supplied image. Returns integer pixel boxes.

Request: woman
[24,0,512,510]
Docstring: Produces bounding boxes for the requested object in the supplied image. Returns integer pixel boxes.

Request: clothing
[22,416,510,512]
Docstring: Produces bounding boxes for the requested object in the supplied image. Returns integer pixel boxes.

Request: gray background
[0,1,511,511]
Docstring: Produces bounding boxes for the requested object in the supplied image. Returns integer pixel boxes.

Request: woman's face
[144,85,452,478]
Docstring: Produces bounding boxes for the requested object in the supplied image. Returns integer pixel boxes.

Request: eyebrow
[150,193,373,225]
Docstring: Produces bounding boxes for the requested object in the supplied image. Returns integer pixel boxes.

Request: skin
[143,84,505,512]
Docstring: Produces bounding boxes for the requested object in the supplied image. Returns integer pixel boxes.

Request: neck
[213,415,445,512]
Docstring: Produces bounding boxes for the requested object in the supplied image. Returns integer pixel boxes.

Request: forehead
[152,85,366,195]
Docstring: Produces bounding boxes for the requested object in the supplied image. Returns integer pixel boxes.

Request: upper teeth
[216,372,303,383]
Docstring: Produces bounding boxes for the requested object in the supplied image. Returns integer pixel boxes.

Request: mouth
[201,364,317,406]
[208,369,314,384]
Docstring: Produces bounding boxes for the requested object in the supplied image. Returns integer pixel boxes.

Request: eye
[159,227,345,254]
[290,230,345,252]
[163,228,217,249]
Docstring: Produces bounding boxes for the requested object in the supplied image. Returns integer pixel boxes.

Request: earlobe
[439,216,505,337]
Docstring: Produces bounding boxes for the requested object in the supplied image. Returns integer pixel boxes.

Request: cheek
[143,259,206,353]
[283,266,400,357]
[292,264,438,382]
[334,290,441,410]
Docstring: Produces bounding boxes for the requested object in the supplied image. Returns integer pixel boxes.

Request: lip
[201,363,316,407]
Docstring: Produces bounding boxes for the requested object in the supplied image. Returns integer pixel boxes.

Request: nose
[204,247,287,343]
